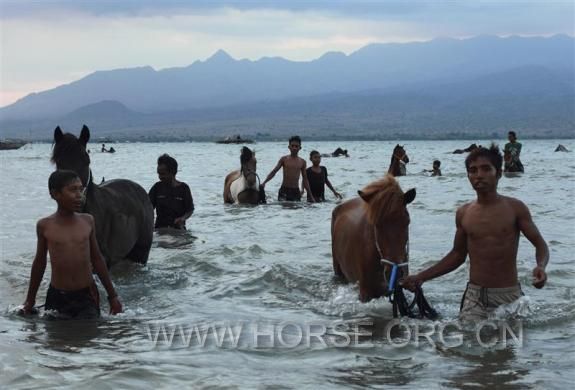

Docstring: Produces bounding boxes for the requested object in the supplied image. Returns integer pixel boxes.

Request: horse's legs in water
[126,224,153,265]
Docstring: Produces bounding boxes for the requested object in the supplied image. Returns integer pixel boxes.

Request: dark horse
[51,125,153,267]
[387,144,409,176]
[332,175,416,301]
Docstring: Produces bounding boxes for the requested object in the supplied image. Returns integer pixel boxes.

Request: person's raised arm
[88,216,123,314]
[301,160,316,202]
[401,206,469,291]
[515,200,549,288]
[260,157,283,189]
[22,221,48,313]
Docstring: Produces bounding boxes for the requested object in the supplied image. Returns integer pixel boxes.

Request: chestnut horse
[331,175,416,302]
[388,144,409,176]
[223,147,263,204]
[51,125,153,267]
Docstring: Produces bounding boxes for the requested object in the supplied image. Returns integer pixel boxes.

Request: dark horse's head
[51,125,91,188]
[388,144,409,176]
[240,147,257,187]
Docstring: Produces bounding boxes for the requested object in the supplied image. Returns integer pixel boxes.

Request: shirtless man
[401,144,548,322]
[260,136,316,202]
[21,170,122,319]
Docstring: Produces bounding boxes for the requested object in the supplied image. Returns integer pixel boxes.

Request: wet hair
[309,150,320,159]
[288,136,301,145]
[48,170,80,193]
[465,143,503,173]
[508,131,517,138]
[157,154,178,174]
[433,160,441,167]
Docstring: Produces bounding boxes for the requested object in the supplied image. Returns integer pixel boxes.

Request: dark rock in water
[0,140,26,150]
[555,144,569,152]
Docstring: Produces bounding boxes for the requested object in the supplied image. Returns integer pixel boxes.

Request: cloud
[0,1,573,106]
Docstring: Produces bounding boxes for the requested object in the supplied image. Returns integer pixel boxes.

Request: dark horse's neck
[388,158,401,176]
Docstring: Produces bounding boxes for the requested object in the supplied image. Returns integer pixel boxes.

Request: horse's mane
[361,174,406,225]
[51,133,90,165]
[240,147,253,165]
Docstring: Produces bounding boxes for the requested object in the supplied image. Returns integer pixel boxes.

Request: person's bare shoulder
[455,202,472,223]
[298,156,306,167]
[502,196,529,215]
[78,212,94,222]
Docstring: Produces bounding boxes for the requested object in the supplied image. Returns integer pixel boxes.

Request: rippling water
[1,140,573,389]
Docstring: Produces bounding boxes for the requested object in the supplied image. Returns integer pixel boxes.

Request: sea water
[1,140,573,388]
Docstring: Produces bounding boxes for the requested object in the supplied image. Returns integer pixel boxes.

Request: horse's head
[240,147,257,187]
[51,125,91,188]
[393,144,409,163]
[358,175,416,283]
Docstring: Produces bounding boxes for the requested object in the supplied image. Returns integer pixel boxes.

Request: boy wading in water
[260,136,316,202]
[21,170,122,319]
[401,145,549,322]
[303,150,342,202]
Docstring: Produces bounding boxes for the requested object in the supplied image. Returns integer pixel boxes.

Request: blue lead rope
[388,264,399,294]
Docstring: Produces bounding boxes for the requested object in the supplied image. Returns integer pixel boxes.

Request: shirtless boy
[402,144,548,322]
[260,136,316,202]
[21,170,122,319]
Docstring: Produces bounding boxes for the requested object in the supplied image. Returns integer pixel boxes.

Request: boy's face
[467,157,500,193]
[433,162,440,169]
[288,141,301,155]
[52,178,83,211]
[311,154,321,166]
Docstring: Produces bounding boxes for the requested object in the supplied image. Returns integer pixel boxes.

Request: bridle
[374,225,409,296]
[240,165,260,189]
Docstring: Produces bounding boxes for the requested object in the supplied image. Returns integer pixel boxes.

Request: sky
[0,0,573,107]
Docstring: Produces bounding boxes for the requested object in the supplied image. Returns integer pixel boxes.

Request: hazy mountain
[2,64,572,140]
[1,34,573,126]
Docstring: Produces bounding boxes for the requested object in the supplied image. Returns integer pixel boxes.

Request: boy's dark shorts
[278,186,301,201]
[45,283,101,319]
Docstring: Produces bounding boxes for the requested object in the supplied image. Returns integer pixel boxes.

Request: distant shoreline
[18,135,575,144]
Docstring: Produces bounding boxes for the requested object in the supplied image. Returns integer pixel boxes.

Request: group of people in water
[20,130,549,327]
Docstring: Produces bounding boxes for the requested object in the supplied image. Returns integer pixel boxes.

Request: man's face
[289,142,301,155]
[467,157,499,193]
[53,178,83,211]
[157,164,174,183]
[508,133,516,142]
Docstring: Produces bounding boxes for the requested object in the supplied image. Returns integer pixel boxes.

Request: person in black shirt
[303,150,342,202]
[148,154,194,229]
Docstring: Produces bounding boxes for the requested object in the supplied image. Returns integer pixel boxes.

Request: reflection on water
[0,140,573,388]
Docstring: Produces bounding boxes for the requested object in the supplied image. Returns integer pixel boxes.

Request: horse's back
[224,170,241,203]
[88,179,153,266]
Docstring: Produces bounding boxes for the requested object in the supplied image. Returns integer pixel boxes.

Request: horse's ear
[403,188,416,205]
[358,190,375,203]
[54,126,63,143]
[80,125,90,146]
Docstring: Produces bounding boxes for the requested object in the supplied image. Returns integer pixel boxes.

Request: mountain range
[1,35,573,140]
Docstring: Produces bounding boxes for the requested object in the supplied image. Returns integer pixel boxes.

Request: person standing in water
[303,150,342,202]
[504,131,524,173]
[260,136,316,202]
[21,170,122,318]
[148,154,194,229]
[401,144,548,322]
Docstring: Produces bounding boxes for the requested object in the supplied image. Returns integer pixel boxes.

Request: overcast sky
[1,0,573,107]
